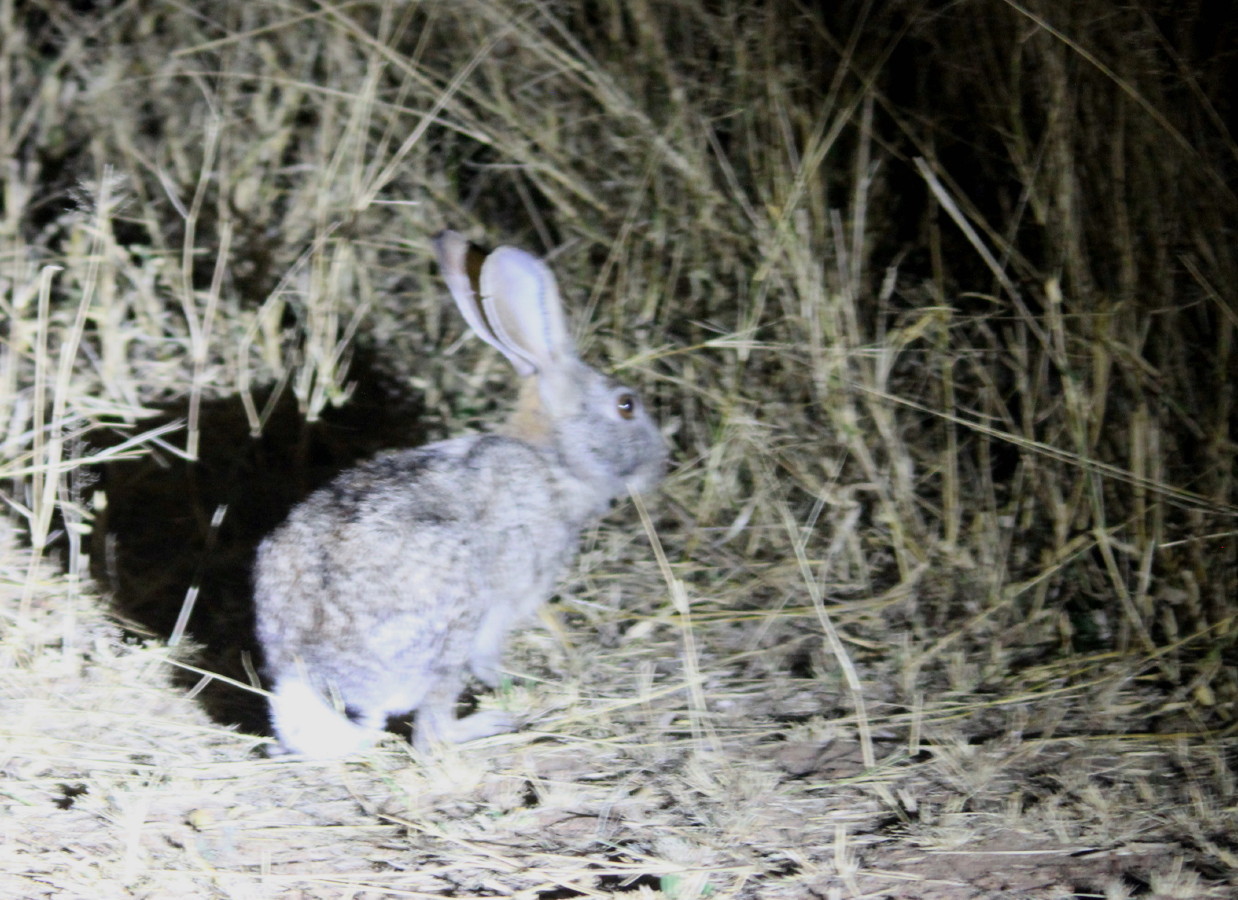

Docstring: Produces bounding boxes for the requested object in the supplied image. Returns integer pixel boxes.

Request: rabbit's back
[254,434,581,707]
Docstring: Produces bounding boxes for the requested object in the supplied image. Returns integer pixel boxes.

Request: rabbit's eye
[616,392,637,420]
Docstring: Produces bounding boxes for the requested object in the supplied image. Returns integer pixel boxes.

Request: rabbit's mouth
[619,451,669,496]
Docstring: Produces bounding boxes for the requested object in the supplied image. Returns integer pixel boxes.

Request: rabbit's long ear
[478,246,576,376]
[434,230,539,377]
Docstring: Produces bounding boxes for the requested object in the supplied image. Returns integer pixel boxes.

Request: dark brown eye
[616,392,637,420]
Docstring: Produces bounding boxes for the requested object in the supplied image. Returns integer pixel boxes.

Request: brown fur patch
[502,378,556,447]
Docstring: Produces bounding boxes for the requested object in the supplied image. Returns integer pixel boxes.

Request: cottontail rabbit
[253,231,666,758]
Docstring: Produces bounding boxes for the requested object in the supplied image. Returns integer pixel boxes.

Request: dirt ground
[2,513,1230,899]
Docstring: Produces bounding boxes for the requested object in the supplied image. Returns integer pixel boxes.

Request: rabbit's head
[435,231,667,510]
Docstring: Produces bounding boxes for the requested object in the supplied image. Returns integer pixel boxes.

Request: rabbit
[252,230,667,758]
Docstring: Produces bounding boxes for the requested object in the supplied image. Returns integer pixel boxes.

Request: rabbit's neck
[503,378,555,447]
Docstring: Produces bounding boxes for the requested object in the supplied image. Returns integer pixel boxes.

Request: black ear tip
[434,231,491,284]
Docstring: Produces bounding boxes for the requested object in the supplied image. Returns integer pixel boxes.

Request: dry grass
[2,1,1236,897]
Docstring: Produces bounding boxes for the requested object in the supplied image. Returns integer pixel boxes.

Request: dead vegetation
[1,1,1236,897]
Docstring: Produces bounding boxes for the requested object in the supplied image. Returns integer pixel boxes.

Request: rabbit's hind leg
[412,676,516,752]
[268,675,383,759]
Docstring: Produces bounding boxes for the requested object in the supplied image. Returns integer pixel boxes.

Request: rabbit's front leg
[468,606,515,688]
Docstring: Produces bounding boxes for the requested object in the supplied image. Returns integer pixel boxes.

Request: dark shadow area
[90,349,431,737]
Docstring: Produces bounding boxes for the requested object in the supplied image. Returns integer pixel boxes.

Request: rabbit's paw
[452,708,517,742]
[414,708,517,751]
[468,654,503,689]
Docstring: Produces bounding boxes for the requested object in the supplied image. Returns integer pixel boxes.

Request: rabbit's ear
[479,246,576,375]
[435,230,538,376]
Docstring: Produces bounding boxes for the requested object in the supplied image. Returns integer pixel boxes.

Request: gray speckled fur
[253,232,666,757]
